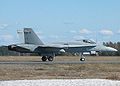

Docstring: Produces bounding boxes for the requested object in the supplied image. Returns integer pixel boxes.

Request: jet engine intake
[59,49,65,53]
[8,45,17,51]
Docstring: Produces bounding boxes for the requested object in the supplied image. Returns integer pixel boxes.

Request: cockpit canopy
[76,39,96,44]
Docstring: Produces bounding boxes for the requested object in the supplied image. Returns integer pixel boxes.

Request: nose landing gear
[80,53,86,61]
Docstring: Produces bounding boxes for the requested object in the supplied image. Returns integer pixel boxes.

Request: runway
[0,61,120,64]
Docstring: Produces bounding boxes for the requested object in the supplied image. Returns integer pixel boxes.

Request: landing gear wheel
[41,56,47,61]
[80,58,85,61]
[48,56,54,61]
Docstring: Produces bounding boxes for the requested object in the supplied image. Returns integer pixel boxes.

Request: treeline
[0,42,120,56]
[99,42,120,56]
[0,46,29,56]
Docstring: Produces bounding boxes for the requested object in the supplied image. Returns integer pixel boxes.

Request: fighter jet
[8,28,117,61]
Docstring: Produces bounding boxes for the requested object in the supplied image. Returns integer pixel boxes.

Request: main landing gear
[41,56,54,62]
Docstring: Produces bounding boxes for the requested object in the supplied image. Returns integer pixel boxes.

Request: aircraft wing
[8,43,96,54]
[34,44,97,53]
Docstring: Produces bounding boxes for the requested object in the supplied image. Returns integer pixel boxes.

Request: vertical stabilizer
[17,30,24,43]
[23,28,44,45]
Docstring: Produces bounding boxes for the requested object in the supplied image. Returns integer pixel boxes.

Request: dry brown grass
[0,56,120,80]
[106,73,120,80]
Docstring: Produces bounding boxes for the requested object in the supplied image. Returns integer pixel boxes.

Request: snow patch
[0,79,120,86]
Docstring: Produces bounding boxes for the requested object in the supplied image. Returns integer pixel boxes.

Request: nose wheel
[80,53,86,61]
[80,58,85,61]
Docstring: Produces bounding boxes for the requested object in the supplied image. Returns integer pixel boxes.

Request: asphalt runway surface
[0,61,120,64]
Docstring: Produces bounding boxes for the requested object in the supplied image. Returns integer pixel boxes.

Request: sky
[0,0,120,45]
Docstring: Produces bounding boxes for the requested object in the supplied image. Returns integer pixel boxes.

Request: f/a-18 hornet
[8,28,117,61]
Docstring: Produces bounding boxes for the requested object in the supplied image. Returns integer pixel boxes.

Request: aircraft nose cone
[106,47,118,52]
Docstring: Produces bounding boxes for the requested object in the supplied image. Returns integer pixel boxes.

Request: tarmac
[0,61,120,64]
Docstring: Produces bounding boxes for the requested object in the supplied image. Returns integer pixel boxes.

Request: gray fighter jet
[8,28,117,61]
